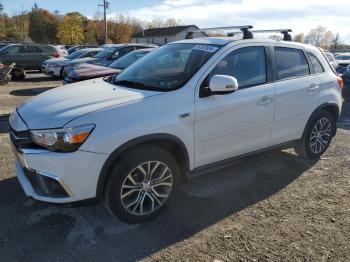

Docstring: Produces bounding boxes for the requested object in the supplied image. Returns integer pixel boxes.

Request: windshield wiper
[113,79,148,88]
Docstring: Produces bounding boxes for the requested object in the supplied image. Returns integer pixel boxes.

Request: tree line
[293,26,350,50]
[0,2,183,44]
[1,2,349,49]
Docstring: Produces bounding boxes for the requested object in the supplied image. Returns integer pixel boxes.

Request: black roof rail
[187,25,254,40]
[251,29,292,41]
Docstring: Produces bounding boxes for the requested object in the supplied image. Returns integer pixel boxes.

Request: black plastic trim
[189,140,298,178]
[96,133,190,198]
[301,103,340,138]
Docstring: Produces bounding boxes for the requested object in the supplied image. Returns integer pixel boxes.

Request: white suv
[9,37,343,223]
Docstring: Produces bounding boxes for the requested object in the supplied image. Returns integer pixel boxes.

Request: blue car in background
[62,43,157,77]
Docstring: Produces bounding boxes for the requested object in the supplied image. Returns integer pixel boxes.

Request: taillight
[55,52,60,58]
[337,75,344,89]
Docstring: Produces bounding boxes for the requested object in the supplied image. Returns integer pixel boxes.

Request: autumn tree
[108,15,133,43]
[293,33,304,43]
[331,33,340,50]
[29,3,57,43]
[305,25,327,47]
[0,1,6,39]
[57,12,85,44]
[164,18,182,27]
[84,20,97,44]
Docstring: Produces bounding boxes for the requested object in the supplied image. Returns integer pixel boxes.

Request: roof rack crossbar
[252,29,292,41]
[198,25,253,31]
[226,29,292,41]
[188,25,254,39]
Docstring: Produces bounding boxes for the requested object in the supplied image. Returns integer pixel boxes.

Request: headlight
[30,124,95,152]
[48,63,63,68]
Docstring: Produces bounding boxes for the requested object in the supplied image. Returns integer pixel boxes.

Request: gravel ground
[0,74,349,262]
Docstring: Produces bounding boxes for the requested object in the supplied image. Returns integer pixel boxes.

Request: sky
[2,0,350,43]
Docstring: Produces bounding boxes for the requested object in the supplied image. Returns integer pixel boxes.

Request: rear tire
[104,144,180,223]
[294,110,335,159]
[11,68,26,80]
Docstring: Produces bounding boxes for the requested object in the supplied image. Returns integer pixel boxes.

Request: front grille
[23,168,69,197]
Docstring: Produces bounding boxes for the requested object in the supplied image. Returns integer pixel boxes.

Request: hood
[43,57,68,64]
[68,64,121,80]
[17,78,161,129]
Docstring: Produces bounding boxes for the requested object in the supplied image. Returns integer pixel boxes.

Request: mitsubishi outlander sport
[9,27,343,223]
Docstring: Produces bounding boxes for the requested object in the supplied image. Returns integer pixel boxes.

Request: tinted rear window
[307,52,324,74]
[26,46,43,53]
[275,47,310,80]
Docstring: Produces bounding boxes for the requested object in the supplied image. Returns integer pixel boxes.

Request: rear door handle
[258,96,273,106]
[308,84,320,92]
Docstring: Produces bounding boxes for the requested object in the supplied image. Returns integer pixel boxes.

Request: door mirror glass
[208,74,238,95]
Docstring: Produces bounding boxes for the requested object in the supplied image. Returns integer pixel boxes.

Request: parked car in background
[63,48,155,84]
[0,44,62,79]
[54,45,68,57]
[324,51,339,71]
[42,48,103,78]
[0,42,11,50]
[9,37,342,223]
[62,43,157,78]
[341,65,350,97]
[335,53,350,69]
[67,45,99,54]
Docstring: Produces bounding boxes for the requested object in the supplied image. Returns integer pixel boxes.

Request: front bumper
[42,64,63,77]
[13,146,108,203]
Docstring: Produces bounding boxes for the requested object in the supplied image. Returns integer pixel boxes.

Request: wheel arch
[302,102,340,138]
[96,133,190,198]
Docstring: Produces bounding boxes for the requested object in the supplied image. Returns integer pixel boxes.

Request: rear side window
[307,52,324,74]
[209,46,267,88]
[275,47,309,80]
[26,46,43,53]
[7,45,26,53]
[82,51,99,58]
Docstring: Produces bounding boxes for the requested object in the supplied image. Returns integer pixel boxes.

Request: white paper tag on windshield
[191,45,218,53]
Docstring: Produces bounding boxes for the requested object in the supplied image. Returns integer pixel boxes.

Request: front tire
[104,145,180,223]
[295,110,335,159]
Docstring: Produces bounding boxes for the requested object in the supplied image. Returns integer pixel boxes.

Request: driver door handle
[258,96,273,106]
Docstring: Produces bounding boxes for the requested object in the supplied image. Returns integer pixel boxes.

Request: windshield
[113,43,220,91]
[109,50,150,69]
[94,47,118,58]
[0,44,9,50]
[336,55,350,60]
[66,50,85,59]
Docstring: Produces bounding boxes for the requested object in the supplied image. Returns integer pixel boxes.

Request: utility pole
[99,0,109,44]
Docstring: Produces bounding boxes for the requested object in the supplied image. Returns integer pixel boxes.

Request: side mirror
[206,75,238,95]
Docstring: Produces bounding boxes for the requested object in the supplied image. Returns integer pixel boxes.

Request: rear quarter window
[40,45,57,53]
[307,52,324,74]
[275,47,310,80]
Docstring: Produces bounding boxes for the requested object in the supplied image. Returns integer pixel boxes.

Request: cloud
[109,0,350,43]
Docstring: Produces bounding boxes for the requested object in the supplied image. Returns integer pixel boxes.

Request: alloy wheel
[120,161,173,216]
[309,117,332,154]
